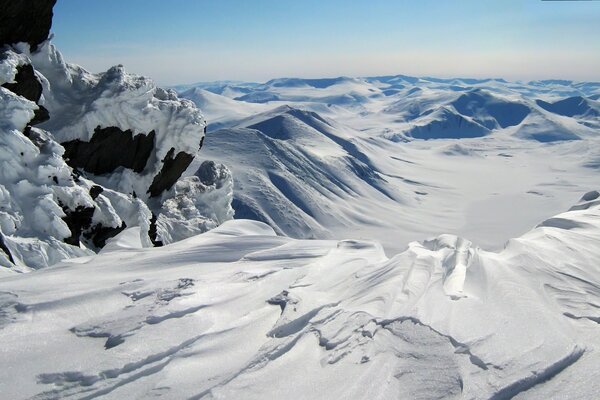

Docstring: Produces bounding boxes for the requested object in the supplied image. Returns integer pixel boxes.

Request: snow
[179,87,270,132]
[1,18,600,397]
[1,195,599,399]
[156,161,234,245]
[0,51,156,271]
[0,101,153,270]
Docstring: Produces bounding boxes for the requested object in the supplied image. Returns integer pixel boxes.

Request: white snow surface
[1,194,599,399]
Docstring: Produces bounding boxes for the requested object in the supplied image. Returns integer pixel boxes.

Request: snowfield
[1,192,599,399]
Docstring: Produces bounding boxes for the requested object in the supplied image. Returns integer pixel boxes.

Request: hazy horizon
[52,0,600,86]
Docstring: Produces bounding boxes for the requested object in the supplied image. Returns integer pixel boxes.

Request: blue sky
[52,0,600,85]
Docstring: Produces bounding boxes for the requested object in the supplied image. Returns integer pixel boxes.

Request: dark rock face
[84,222,127,248]
[148,213,163,247]
[0,232,15,265]
[0,0,56,52]
[61,203,127,249]
[196,160,219,186]
[30,105,50,126]
[147,148,194,197]
[3,64,42,102]
[62,126,156,175]
[89,185,104,200]
[2,64,50,125]
[62,206,95,246]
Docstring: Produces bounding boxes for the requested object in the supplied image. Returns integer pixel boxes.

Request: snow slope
[1,193,599,399]
[192,105,414,246]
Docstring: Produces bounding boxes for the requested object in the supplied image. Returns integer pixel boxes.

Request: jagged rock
[0,0,229,270]
[0,232,15,265]
[148,213,163,247]
[30,105,49,126]
[0,0,56,52]
[61,206,95,246]
[84,222,127,248]
[147,148,194,198]
[89,185,103,200]
[2,64,42,102]
[62,126,156,175]
[2,64,49,125]
[196,160,223,187]
[28,46,206,200]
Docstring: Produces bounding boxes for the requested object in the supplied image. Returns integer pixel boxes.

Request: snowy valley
[1,1,600,399]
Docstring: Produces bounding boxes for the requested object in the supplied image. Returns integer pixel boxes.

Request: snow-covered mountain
[192,105,405,243]
[0,0,232,272]
[180,74,600,253]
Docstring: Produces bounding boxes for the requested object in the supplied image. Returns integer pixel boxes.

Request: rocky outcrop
[0,1,231,271]
[62,126,156,175]
[61,205,95,246]
[85,222,127,248]
[29,48,206,201]
[0,0,56,51]
[154,161,234,245]
[2,64,49,125]
[147,148,194,197]
[0,232,15,265]
[2,64,42,102]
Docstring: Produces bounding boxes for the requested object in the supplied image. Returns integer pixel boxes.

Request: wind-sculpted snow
[1,195,599,399]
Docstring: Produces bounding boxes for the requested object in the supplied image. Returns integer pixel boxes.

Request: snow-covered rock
[0,1,231,270]
[156,161,234,245]
[28,41,206,201]
[0,80,151,271]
